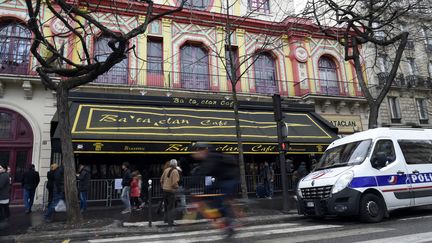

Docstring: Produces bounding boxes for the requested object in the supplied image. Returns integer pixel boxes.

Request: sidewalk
[0,196,301,243]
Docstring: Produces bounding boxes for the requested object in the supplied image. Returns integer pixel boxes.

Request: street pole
[273,94,290,213]
[148,179,152,227]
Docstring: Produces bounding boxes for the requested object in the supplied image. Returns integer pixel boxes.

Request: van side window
[398,140,432,164]
[372,140,396,166]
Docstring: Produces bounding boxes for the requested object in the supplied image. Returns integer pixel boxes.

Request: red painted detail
[383,185,432,193]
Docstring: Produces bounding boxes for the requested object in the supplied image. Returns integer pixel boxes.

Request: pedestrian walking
[130,171,141,211]
[77,164,91,213]
[191,143,240,239]
[160,159,180,226]
[293,162,308,190]
[120,162,132,214]
[260,161,274,199]
[5,165,11,220]
[22,164,40,214]
[44,165,64,222]
[46,163,58,209]
[0,163,10,229]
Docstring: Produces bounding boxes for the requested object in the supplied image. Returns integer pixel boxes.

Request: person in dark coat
[44,165,64,222]
[0,163,10,229]
[77,164,91,213]
[22,164,40,214]
[191,143,240,238]
[46,163,58,208]
[120,162,132,214]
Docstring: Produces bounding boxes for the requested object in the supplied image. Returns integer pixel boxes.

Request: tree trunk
[368,103,380,129]
[231,84,248,199]
[57,84,82,224]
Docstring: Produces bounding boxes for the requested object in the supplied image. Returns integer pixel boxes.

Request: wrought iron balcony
[0,54,32,75]
[405,40,415,50]
[295,79,364,98]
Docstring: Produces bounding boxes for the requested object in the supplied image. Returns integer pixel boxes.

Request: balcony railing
[0,54,32,75]
[406,40,415,50]
[295,79,364,98]
[378,72,432,88]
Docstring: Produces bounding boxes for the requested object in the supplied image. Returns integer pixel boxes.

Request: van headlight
[332,170,354,194]
[297,186,303,198]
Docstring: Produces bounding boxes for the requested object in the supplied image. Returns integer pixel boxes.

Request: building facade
[364,12,432,128]
[0,0,367,205]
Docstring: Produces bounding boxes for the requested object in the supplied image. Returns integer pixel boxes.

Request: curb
[2,213,304,242]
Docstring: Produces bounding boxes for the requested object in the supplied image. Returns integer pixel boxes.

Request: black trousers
[0,203,8,221]
[163,191,176,224]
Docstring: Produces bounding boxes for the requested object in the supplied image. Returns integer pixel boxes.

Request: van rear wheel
[359,193,385,223]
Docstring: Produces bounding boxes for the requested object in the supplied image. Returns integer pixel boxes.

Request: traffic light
[272,94,284,121]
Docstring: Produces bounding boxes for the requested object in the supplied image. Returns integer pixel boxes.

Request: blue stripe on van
[349,173,432,189]
[349,176,377,188]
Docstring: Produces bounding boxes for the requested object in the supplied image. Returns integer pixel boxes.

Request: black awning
[54,102,338,154]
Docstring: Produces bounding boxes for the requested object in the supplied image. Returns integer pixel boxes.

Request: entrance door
[371,139,413,209]
[0,108,33,204]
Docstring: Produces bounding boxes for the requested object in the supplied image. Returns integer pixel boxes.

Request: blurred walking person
[22,164,40,214]
[130,171,141,211]
[260,161,274,199]
[192,143,240,239]
[120,162,132,214]
[44,165,64,222]
[46,163,58,209]
[77,164,91,213]
[160,159,180,226]
[0,163,10,229]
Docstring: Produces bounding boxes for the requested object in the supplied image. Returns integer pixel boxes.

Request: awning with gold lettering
[53,102,338,154]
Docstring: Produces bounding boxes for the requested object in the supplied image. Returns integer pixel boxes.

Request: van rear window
[398,140,432,164]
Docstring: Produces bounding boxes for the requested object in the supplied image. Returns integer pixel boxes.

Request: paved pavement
[80,206,432,243]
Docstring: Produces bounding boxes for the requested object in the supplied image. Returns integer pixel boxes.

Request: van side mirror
[372,152,388,169]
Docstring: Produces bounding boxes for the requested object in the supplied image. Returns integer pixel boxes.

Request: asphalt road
[84,206,432,243]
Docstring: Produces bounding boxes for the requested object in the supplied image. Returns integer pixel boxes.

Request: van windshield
[315,139,372,170]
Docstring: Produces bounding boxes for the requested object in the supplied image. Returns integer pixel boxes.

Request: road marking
[89,223,341,243]
[398,215,432,221]
[353,231,432,243]
[256,227,390,243]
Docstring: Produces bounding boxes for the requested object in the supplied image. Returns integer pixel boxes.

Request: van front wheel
[359,193,385,223]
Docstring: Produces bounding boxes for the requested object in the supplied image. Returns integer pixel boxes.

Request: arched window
[0,22,32,75]
[0,112,12,139]
[184,0,210,10]
[318,56,339,95]
[180,45,209,90]
[254,53,278,94]
[93,36,128,84]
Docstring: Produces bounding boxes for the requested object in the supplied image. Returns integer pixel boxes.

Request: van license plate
[306,202,314,207]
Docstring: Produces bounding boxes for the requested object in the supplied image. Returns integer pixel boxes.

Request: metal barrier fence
[42,174,293,208]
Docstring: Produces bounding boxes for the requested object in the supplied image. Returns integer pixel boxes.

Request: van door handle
[412,170,420,174]
[397,171,405,175]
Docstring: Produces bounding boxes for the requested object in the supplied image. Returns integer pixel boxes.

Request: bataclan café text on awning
[51,93,339,155]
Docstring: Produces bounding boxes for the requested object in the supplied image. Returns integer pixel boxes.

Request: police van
[297,128,432,223]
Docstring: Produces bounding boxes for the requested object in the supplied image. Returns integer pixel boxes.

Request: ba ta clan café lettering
[165,144,276,153]
[172,97,235,108]
[99,114,229,127]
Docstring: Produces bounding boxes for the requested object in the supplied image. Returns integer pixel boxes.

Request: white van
[297,128,432,222]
